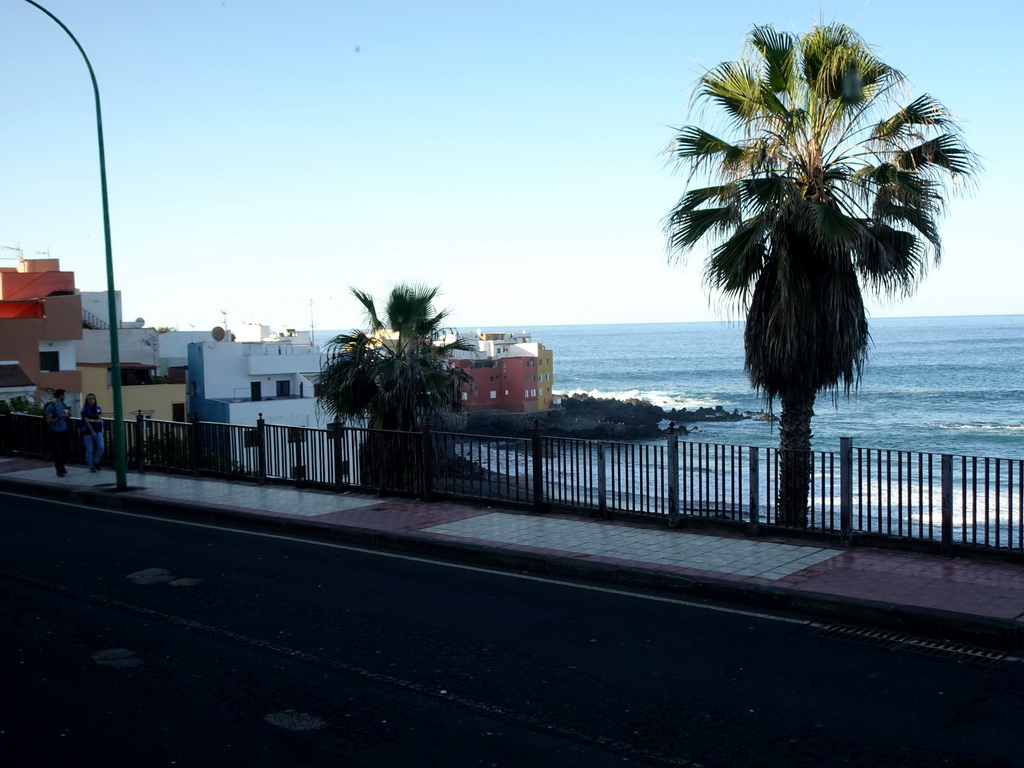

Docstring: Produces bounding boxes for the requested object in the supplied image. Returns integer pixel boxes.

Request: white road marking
[127,568,174,585]
[2,489,806,625]
[264,711,327,731]
[92,648,144,668]
[169,578,202,587]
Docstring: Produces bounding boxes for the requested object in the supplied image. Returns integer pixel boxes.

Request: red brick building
[453,331,554,413]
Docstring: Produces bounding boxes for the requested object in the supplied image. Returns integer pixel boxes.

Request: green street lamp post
[22,0,128,490]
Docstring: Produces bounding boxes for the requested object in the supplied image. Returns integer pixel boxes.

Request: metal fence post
[190,413,202,477]
[531,419,545,513]
[330,421,345,492]
[941,454,954,557]
[421,420,434,502]
[748,446,760,536]
[0,412,11,455]
[666,425,679,527]
[288,427,307,483]
[597,442,608,520]
[840,437,853,546]
[256,413,267,485]
[134,413,146,472]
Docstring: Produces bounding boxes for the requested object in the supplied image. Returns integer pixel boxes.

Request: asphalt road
[2,491,1022,767]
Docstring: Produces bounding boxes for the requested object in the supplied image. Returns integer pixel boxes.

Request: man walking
[44,389,72,477]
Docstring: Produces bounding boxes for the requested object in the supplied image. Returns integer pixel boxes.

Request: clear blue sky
[1,0,1019,333]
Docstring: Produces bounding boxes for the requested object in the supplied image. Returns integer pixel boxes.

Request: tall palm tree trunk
[778,390,815,528]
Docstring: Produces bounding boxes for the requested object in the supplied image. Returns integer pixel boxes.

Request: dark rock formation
[664,405,747,423]
[446,394,750,441]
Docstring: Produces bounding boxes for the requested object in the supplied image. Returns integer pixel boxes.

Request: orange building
[0,259,83,403]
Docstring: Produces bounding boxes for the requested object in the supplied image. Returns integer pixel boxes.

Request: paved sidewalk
[3,456,1024,648]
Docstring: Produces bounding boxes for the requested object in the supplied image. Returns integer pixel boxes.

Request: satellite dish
[211,326,226,341]
[135,317,145,325]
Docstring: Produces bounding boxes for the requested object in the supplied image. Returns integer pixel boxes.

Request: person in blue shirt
[44,388,72,477]
[80,392,105,472]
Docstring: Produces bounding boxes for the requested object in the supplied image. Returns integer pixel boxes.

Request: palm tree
[318,284,472,431]
[664,24,978,526]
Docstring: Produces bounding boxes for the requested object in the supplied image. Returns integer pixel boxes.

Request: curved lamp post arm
[22,0,127,490]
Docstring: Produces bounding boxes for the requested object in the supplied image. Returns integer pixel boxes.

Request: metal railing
[3,412,1022,557]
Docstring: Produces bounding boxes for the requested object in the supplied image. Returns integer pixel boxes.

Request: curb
[2,475,1022,650]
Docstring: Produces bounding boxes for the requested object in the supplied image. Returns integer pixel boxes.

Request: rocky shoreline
[451,393,755,441]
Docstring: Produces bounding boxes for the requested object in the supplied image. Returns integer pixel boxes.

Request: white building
[231,323,313,346]
[187,338,327,428]
[156,329,228,376]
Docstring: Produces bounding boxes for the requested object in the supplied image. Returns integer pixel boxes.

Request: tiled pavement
[424,513,842,579]
[3,456,1024,647]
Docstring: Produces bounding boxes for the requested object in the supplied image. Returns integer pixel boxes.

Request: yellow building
[79,363,187,422]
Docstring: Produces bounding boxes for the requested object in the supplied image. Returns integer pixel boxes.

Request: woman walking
[81,393,105,472]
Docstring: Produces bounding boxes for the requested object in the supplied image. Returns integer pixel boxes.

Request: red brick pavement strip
[2,460,1024,648]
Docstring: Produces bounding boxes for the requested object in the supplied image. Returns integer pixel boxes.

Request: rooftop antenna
[309,299,315,347]
[1,244,24,260]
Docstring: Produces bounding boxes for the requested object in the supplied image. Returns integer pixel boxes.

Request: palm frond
[672,126,745,166]
[665,205,737,256]
[872,94,953,141]
[894,133,979,178]
[700,61,766,123]
[855,224,929,297]
[749,25,798,93]
[739,175,794,212]
[805,202,864,246]
[703,221,768,296]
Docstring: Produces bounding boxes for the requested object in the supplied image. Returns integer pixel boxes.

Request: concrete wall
[158,331,226,374]
[226,399,326,429]
[78,327,159,367]
[79,290,123,328]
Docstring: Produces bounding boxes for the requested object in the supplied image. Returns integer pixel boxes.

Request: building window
[276,380,291,397]
[189,381,198,397]
[461,392,468,401]
[39,351,59,372]
[531,389,537,397]
[490,390,497,399]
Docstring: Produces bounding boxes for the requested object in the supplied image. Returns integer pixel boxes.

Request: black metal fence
[3,412,1022,556]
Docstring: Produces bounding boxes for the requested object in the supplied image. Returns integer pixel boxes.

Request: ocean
[318,315,1024,460]
[527,315,1024,459]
